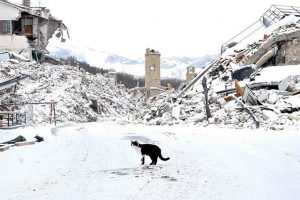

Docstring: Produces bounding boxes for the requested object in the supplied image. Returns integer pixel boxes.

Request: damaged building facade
[0,0,68,61]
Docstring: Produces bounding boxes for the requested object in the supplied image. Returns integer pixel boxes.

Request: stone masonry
[145,48,161,89]
[186,66,195,83]
[275,38,300,65]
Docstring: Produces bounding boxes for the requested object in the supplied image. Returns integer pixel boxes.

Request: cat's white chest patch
[132,145,142,156]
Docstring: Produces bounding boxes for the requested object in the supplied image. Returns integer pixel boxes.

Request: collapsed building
[0,0,71,128]
[0,61,140,126]
[138,5,300,130]
[0,0,68,61]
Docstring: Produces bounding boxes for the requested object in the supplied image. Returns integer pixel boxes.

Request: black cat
[131,140,170,165]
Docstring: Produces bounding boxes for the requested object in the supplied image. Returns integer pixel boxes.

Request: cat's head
[131,140,139,147]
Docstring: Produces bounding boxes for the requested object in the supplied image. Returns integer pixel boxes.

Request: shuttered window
[0,20,12,35]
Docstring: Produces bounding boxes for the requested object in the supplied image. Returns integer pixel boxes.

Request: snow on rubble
[136,16,300,131]
[0,61,139,124]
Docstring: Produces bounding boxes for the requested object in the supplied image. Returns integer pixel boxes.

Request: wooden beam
[0,145,10,152]
[15,141,35,146]
[216,82,279,94]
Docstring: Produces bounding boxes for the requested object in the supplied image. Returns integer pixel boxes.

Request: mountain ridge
[47,43,218,78]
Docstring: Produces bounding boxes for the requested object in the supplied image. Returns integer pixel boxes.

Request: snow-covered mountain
[47,43,217,78]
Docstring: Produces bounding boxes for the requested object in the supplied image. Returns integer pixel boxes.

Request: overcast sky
[11,0,300,58]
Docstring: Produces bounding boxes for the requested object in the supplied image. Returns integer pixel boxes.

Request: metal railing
[221,5,300,54]
[0,111,26,127]
[261,5,300,27]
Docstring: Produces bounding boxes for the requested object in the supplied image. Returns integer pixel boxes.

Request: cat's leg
[153,156,158,165]
[150,156,156,165]
[141,156,145,165]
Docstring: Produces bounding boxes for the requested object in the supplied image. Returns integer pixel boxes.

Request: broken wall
[146,88,165,100]
[0,2,21,20]
[38,18,49,50]
[47,20,62,42]
[0,1,67,60]
[0,35,30,53]
[0,3,30,57]
[276,38,300,65]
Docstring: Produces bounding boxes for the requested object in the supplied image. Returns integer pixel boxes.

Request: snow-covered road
[1,122,300,200]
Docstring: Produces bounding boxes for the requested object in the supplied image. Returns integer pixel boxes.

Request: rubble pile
[137,16,300,130]
[138,72,300,130]
[222,15,300,68]
[0,61,139,124]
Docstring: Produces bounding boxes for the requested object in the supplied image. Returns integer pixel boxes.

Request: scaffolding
[221,5,300,53]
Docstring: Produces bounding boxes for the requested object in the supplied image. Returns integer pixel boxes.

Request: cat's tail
[159,153,170,161]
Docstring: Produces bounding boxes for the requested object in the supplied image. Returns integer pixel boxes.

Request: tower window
[149,65,155,71]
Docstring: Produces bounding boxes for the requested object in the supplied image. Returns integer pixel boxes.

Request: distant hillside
[47,43,217,78]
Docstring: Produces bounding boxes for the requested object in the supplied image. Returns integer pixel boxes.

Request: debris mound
[0,61,139,124]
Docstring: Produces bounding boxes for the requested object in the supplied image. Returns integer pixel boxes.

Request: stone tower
[186,66,195,83]
[145,48,161,89]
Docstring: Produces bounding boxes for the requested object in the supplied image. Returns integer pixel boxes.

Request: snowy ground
[1,122,300,200]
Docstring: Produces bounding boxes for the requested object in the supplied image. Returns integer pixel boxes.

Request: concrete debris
[8,59,20,64]
[271,124,285,131]
[280,107,300,113]
[267,92,279,104]
[288,114,300,121]
[262,110,278,121]
[242,84,260,106]
[134,16,300,130]
[257,89,269,102]
[0,60,139,124]
[278,75,300,91]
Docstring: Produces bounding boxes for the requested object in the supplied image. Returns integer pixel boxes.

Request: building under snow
[0,0,68,61]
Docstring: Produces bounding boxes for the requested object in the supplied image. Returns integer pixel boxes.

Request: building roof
[0,0,67,28]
